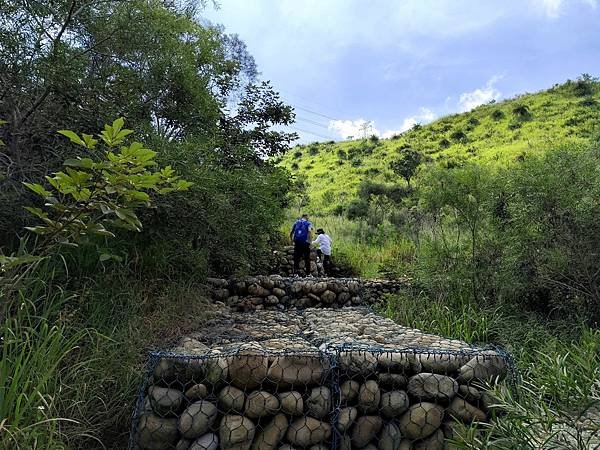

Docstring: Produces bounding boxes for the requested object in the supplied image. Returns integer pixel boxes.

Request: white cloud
[533,0,596,18]
[328,108,436,140]
[458,76,502,112]
[328,119,379,140]
[381,108,437,138]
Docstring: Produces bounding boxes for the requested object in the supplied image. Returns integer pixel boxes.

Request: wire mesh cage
[130,342,516,450]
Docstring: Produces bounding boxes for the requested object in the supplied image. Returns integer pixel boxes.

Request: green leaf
[82,134,98,149]
[24,206,48,219]
[99,253,112,262]
[23,182,52,198]
[58,130,86,146]
[64,158,95,169]
[0,120,7,125]
[25,225,51,235]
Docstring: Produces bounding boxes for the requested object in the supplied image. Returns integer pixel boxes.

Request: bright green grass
[280,80,600,213]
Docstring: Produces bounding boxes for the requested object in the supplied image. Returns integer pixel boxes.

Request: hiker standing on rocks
[290,213,313,276]
[312,228,332,276]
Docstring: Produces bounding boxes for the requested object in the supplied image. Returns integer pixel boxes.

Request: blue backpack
[293,220,310,242]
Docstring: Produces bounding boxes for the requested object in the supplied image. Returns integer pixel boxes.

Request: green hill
[280,77,600,213]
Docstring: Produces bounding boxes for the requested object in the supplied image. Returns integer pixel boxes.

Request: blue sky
[203,0,600,143]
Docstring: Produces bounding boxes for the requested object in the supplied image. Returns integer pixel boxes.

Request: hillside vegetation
[280,78,600,214]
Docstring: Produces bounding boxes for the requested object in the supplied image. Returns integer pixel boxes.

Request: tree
[389,148,422,186]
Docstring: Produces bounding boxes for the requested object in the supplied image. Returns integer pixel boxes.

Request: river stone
[377,373,408,390]
[273,288,286,297]
[407,373,458,400]
[286,417,332,447]
[321,290,336,304]
[351,416,383,448]
[339,435,352,450]
[306,386,332,419]
[337,292,351,303]
[245,391,280,419]
[190,433,219,450]
[266,295,279,305]
[398,402,444,440]
[278,391,304,416]
[358,380,381,414]
[447,398,487,423]
[416,353,469,374]
[380,390,410,418]
[219,386,246,413]
[413,428,444,450]
[220,415,256,450]
[311,282,328,295]
[458,385,481,403]
[379,422,402,450]
[148,386,185,416]
[137,413,179,450]
[340,380,360,404]
[377,352,414,373]
[399,440,412,450]
[457,353,506,383]
[251,413,289,450]
[185,384,209,401]
[228,343,268,389]
[338,350,377,376]
[267,355,327,388]
[335,407,357,432]
[179,400,218,439]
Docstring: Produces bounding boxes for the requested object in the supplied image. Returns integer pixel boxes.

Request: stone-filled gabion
[206,276,406,312]
[131,345,509,450]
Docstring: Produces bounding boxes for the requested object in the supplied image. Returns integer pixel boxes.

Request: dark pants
[317,249,332,276]
[293,240,311,275]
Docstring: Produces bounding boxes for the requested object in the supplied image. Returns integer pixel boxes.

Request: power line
[296,116,330,129]
[287,126,337,141]
[293,105,338,121]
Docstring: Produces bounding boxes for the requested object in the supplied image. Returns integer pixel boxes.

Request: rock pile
[133,308,510,450]
[207,276,406,311]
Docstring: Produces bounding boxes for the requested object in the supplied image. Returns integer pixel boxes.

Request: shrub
[512,104,531,119]
[491,109,505,120]
[293,150,303,158]
[389,148,423,186]
[439,138,451,149]
[291,162,299,170]
[308,145,319,156]
[351,158,363,167]
[468,116,480,126]
[346,199,369,219]
[450,129,468,143]
[337,149,347,159]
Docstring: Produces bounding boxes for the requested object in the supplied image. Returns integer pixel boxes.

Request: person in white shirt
[312,228,332,276]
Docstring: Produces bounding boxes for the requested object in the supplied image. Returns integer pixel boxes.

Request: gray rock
[398,402,444,440]
[245,391,280,419]
[137,413,179,450]
[377,373,408,390]
[416,353,469,374]
[407,373,458,401]
[190,433,219,450]
[351,416,383,448]
[272,288,286,298]
[335,407,357,432]
[251,413,288,450]
[306,386,332,419]
[218,386,246,413]
[379,390,410,418]
[267,355,327,388]
[378,422,402,450]
[286,417,332,447]
[321,290,336,304]
[278,391,304,416]
[457,353,507,383]
[358,380,381,414]
[220,415,256,450]
[458,385,481,403]
[340,380,360,404]
[378,352,420,373]
[338,350,377,376]
[205,355,229,385]
[178,400,219,439]
[185,384,209,401]
[399,440,412,450]
[148,386,184,416]
[447,398,487,423]
[228,344,268,389]
[311,282,328,295]
[413,428,444,450]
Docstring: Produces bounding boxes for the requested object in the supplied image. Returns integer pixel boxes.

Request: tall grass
[383,292,600,449]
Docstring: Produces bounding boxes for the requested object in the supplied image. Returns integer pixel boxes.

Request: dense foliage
[0,1,296,448]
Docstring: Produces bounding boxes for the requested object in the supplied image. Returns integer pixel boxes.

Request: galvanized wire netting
[130,343,516,450]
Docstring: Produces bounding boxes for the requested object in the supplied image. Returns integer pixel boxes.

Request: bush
[346,199,370,219]
[308,145,319,156]
[450,129,468,143]
[439,137,451,149]
[337,149,347,159]
[491,109,505,120]
[291,162,299,170]
[293,150,303,158]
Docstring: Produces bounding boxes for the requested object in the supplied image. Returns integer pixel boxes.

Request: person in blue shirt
[290,213,313,276]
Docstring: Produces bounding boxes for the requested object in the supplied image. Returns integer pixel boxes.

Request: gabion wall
[130,344,513,450]
[207,276,406,312]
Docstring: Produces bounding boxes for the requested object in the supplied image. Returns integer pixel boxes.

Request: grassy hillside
[280,78,600,213]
